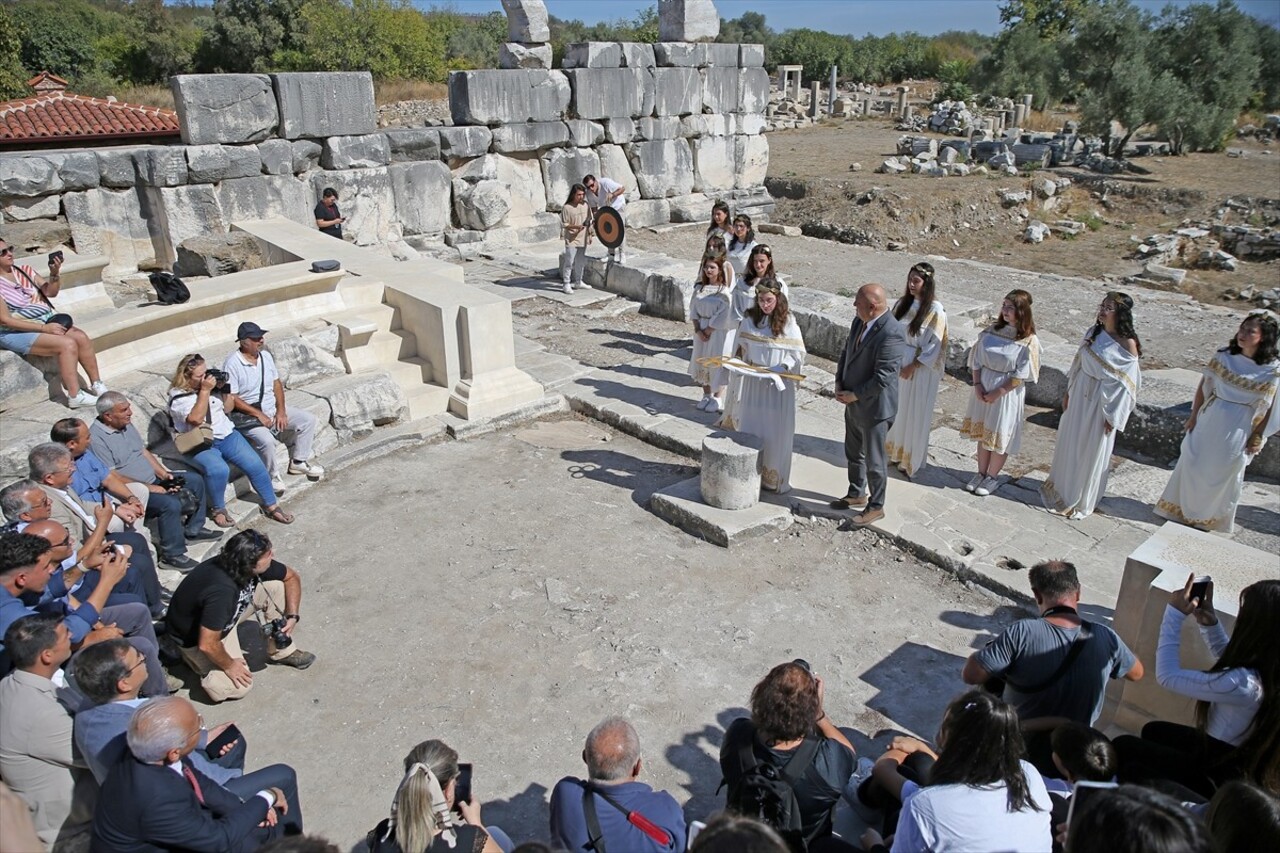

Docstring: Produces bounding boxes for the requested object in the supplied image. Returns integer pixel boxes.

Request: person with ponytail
[1041,292,1142,519]
[368,740,512,853]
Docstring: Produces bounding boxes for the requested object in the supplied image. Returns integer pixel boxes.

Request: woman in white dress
[1156,311,1280,533]
[704,234,736,289]
[721,281,806,493]
[706,200,732,242]
[688,252,735,414]
[720,245,789,432]
[1041,292,1142,518]
[961,289,1041,497]
[885,262,948,478]
[727,214,758,279]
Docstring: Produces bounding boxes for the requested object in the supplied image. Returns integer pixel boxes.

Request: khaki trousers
[179,580,292,702]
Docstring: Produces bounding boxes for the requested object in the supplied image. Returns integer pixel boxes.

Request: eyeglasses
[125,656,147,676]
[0,247,12,256]
[247,336,264,343]
[1098,302,1117,312]
[185,713,205,742]
[50,534,72,548]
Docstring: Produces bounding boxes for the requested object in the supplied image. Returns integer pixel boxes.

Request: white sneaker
[288,460,324,481]
[696,394,712,410]
[271,476,288,495]
[576,281,591,289]
[974,476,999,497]
[67,389,99,409]
[90,380,109,395]
[617,251,627,264]
[706,396,723,414]
[964,473,983,492]
[562,282,573,294]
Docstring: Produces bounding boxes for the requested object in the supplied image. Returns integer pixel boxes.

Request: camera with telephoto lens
[262,617,293,650]
[205,368,232,394]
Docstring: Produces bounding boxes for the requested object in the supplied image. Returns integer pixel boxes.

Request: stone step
[340,329,417,373]
[404,382,452,421]
[382,356,433,387]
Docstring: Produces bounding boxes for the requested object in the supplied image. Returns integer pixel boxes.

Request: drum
[594,206,625,249]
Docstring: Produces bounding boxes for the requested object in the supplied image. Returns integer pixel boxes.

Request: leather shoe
[853,507,886,525]
[829,495,869,510]
[185,528,223,541]
[160,553,200,572]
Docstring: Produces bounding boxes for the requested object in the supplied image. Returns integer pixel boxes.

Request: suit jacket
[74,701,239,787]
[91,754,270,853]
[835,311,906,423]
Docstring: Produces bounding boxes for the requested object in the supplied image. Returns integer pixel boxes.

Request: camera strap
[1004,606,1093,694]
[579,781,672,851]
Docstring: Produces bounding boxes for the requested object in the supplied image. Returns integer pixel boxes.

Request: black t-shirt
[315,201,342,238]
[165,557,287,648]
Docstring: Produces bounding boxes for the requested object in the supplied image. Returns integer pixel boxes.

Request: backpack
[149,271,190,305]
[724,721,821,853]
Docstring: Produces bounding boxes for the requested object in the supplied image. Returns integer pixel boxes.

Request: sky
[410,0,1280,36]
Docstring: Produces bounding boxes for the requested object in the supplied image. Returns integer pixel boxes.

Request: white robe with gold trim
[886,301,948,475]
[961,326,1041,455]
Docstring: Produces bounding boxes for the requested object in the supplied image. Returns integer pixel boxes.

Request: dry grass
[111,84,175,111]
[1022,109,1072,132]
[375,79,447,105]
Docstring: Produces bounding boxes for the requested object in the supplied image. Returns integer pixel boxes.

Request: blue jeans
[186,430,277,510]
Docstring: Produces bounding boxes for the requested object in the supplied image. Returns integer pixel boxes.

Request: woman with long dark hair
[727,214,758,278]
[1156,311,1280,532]
[857,690,1051,853]
[560,183,591,293]
[1041,292,1142,518]
[706,200,732,242]
[885,262,948,478]
[961,290,1041,497]
[688,253,735,414]
[1115,576,1280,799]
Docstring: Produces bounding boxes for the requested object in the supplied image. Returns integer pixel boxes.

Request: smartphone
[48,250,63,265]
[1067,780,1117,831]
[793,658,812,674]
[453,763,472,805]
[111,543,126,555]
[204,724,242,760]
[1189,576,1211,604]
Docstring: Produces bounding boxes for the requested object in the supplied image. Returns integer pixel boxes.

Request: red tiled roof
[0,91,180,145]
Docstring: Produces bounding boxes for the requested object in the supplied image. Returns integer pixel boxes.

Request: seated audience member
[27,442,163,617]
[165,530,314,703]
[550,716,685,852]
[1063,785,1211,853]
[1206,780,1280,851]
[720,660,857,852]
[71,638,303,812]
[51,418,153,534]
[367,738,513,853]
[1044,723,1117,839]
[92,696,300,851]
[0,614,96,848]
[259,837,343,853]
[690,813,789,853]
[858,690,1053,853]
[962,560,1143,772]
[90,391,223,569]
[222,322,325,494]
[0,531,171,700]
[1115,576,1277,800]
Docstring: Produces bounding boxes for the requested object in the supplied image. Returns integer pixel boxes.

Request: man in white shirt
[583,173,628,264]
[221,322,323,495]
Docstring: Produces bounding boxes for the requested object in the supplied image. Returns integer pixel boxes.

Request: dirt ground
[199,421,1021,849]
[764,118,1280,308]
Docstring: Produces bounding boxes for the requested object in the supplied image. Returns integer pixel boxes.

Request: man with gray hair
[549,716,685,852]
[92,695,301,851]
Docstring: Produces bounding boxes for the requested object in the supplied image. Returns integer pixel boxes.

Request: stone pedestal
[701,431,762,510]
[1099,523,1277,735]
[896,86,909,120]
[808,81,821,119]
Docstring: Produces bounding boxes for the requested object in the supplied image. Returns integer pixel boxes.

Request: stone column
[896,85,909,120]
[701,432,762,510]
[862,98,872,117]
[828,66,837,116]
[790,71,802,102]
[809,80,821,118]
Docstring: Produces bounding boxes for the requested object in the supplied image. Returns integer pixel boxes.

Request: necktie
[183,764,206,805]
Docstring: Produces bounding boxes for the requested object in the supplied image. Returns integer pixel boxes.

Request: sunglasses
[0,247,13,256]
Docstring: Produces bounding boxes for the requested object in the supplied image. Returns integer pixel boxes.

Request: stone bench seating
[12,249,112,312]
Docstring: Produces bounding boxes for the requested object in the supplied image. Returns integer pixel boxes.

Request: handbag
[228,358,267,432]
[169,392,215,453]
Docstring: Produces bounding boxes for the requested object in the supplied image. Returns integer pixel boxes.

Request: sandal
[260,505,294,525]
[209,509,234,528]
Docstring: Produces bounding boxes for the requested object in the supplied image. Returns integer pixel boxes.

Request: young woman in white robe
[961,289,1041,497]
[727,214,758,278]
[719,245,788,431]
[688,253,735,414]
[885,262,948,478]
[719,282,806,493]
[1041,292,1143,519]
[706,200,732,243]
[1156,312,1280,533]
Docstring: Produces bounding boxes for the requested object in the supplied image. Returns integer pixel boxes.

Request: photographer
[167,354,293,527]
[164,529,314,703]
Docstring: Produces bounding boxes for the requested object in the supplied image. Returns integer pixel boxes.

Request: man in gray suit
[830,284,906,525]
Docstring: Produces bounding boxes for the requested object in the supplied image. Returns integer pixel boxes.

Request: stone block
[692,135,736,192]
[701,431,762,510]
[383,128,441,162]
[173,232,266,278]
[97,150,137,189]
[171,74,278,145]
[291,140,322,173]
[499,42,553,70]
[389,161,452,235]
[636,116,683,141]
[702,67,740,115]
[540,147,600,212]
[739,68,770,114]
[624,198,671,228]
[566,68,648,120]
[321,134,391,170]
[438,126,494,161]
[680,114,732,137]
[62,187,156,278]
[501,0,550,42]
[41,153,98,192]
[735,134,769,189]
[626,139,694,198]
[739,44,765,67]
[133,148,188,188]
[269,334,347,388]
[603,117,637,144]
[736,113,767,135]
[658,0,720,42]
[668,192,712,222]
[186,144,263,183]
[452,179,511,230]
[621,42,657,68]
[517,211,562,243]
[448,69,570,126]
[596,144,639,202]
[0,350,49,412]
[705,43,740,67]
[453,153,547,224]
[257,139,294,175]
[0,221,70,254]
[566,120,604,147]
[304,371,407,436]
[3,195,60,221]
[491,121,571,153]
[160,184,227,248]
[653,42,704,67]
[562,42,623,69]
[0,155,58,200]
[215,174,314,233]
[650,67,703,116]
[306,168,394,245]
[272,71,377,140]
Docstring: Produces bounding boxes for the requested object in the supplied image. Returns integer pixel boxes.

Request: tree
[197,0,307,74]
[1065,0,1162,155]
[974,22,1068,108]
[0,7,31,99]
[291,0,452,81]
[7,0,110,80]
[770,29,854,83]
[999,0,1100,38]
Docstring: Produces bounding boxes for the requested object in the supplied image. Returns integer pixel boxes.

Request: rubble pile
[925,100,975,135]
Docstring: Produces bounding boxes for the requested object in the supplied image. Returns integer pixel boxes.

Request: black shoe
[160,554,200,572]
[185,528,223,541]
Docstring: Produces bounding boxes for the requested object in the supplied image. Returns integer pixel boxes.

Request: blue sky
[411,0,1280,36]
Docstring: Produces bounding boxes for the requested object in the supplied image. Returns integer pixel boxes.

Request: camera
[262,617,293,650]
[205,368,232,394]
[156,474,186,490]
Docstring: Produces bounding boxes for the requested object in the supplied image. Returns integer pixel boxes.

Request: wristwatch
[284,614,300,623]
